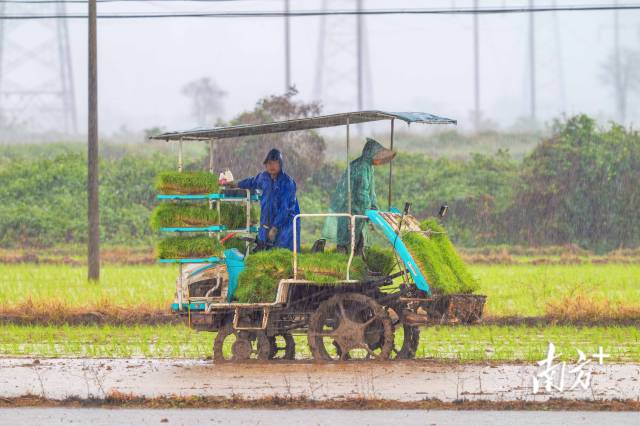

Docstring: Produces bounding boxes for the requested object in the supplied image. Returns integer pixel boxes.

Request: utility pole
[284,0,291,91]
[88,0,100,281]
[613,0,623,121]
[528,0,536,121]
[473,0,480,131]
[356,0,363,111]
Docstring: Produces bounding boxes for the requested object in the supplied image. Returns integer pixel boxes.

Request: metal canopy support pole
[208,139,214,173]
[178,263,183,311]
[356,0,363,112]
[87,0,100,281]
[178,138,183,172]
[346,117,351,214]
[387,118,394,210]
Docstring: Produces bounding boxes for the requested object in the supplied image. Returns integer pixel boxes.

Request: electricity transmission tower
[0,1,77,136]
[314,0,372,112]
[525,0,565,124]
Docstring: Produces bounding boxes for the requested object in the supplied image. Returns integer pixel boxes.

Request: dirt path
[1,358,638,403]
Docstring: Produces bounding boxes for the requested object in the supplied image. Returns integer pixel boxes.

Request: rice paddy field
[0,324,637,362]
[0,262,639,361]
[1,263,639,318]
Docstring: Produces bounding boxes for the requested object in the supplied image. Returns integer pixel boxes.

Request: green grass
[155,171,219,194]
[0,264,175,312]
[1,263,639,319]
[0,324,637,362]
[474,264,640,317]
[156,236,223,259]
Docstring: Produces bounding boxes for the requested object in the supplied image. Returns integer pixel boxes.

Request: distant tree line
[0,113,637,253]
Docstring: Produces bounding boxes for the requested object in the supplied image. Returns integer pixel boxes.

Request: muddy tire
[261,333,296,360]
[388,306,420,359]
[395,324,420,359]
[307,293,394,361]
[213,324,270,362]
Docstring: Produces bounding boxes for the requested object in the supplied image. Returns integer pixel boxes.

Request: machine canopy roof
[150,111,456,141]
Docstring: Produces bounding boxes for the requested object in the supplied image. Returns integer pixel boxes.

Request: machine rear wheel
[307,293,394,361]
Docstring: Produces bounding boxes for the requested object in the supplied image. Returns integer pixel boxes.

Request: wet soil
[2,312,639,327]
[1,358,638,405]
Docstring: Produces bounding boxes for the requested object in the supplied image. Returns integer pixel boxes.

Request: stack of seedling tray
[153,171,259,263]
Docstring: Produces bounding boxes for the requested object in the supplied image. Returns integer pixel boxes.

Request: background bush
[1,114,637,252]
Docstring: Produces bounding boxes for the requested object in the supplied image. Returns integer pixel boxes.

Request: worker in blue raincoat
[236,148,301,251]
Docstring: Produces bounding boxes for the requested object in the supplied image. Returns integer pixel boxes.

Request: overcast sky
[2,0,640,135]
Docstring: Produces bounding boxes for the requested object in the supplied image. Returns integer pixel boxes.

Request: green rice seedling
[235,250,369,303]
[297,251,367,283]
[221,237,250,253]
[150,203,258,231]
[235,249,292,303]
[157,236,223,259]
[151,203,217,230]
[1,324,638,361]
[420,218,478,293]
[402,218,478,294]
[363,246,397,275]
[155,171,219,194]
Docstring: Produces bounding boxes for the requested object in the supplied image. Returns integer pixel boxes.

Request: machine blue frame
[365,209,431,294]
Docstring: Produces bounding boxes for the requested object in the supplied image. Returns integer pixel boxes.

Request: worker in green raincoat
[323,138,396,254]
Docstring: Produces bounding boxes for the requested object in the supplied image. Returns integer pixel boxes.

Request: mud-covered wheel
[213,324,270,362]
[308,293,394,361]
[261,333,296,360]
[387,306,420,359]
[395,324,420,359]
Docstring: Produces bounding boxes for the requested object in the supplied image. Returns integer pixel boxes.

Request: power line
[2,4,640,19]
[0,0,264,3]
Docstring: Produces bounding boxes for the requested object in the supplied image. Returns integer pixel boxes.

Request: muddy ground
[5,311,640,327]
[2,312,639,327]
[1,358,638,406]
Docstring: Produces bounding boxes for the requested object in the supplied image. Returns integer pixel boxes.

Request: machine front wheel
[213,324,270,362]
[261,333,296,360]
[387,306,420,359]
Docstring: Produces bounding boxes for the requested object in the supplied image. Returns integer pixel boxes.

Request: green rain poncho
[323,138,391,247]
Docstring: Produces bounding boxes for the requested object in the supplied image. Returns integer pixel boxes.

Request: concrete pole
[473,0,480,131]
[528,0,536,121]
[613,0,623,121]
[88,0,100,281]
[284,0,291,91]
